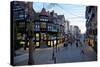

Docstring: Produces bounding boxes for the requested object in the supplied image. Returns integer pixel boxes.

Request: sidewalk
[14,48,29,65]
[14,43,64,65]
[15,48,28,56]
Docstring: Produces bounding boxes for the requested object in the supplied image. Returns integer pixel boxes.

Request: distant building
[65,20,70,34]
[69,25,80,40]
[74,26,80,39]
[70,25,74,36]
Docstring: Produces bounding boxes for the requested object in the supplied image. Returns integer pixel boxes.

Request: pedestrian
[84,39,85,43]
[80,42,83,48]
[88,39,91,46]
[76,41,78,47]
[54,56,56,63]
[69,41,72,47]
[80,49,84,55]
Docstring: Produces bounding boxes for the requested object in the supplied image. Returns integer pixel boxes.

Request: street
[14,35,97,65]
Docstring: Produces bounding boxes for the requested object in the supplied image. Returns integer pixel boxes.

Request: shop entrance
[40,33,47,48]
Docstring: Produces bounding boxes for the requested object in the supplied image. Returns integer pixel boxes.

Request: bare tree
[28,22,34,65]
[26,2,35,65]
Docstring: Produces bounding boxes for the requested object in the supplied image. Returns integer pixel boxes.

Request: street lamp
[52,37,56,63]
[52,40,54,60]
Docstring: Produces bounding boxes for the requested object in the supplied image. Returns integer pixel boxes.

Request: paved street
[14,36,97,66]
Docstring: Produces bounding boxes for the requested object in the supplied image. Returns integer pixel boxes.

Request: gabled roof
[40,8,48,16]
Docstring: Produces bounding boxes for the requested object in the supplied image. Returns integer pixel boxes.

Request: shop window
[44,34,47,40]
[20,41,25,45]
[36,33,39,40]
[17,33,22,40]
[36,42,39,46]
[58,40,60,44]
[51,41,53,47]
[48,36,51,40]
[54,40,56,45]
[48,41,51,46]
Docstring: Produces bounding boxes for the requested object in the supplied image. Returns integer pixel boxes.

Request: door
[40,33,47,48]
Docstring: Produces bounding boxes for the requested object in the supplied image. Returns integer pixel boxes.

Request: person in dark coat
[76,42,78,47]
[80,49,84,55]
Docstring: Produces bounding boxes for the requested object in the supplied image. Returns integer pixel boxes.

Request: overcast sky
[33,2,86,34]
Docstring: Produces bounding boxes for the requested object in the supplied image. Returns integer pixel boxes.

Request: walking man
[80,49,84,55]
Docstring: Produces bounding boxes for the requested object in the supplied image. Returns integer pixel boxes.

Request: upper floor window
[48,25,52,31]
[41,22,46,28]
[35,24,40,31]
[40,18,48,21]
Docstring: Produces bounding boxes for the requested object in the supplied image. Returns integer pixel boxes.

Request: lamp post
[52,40,54,60]
[52,37,56,63]
[56,34,57,53]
